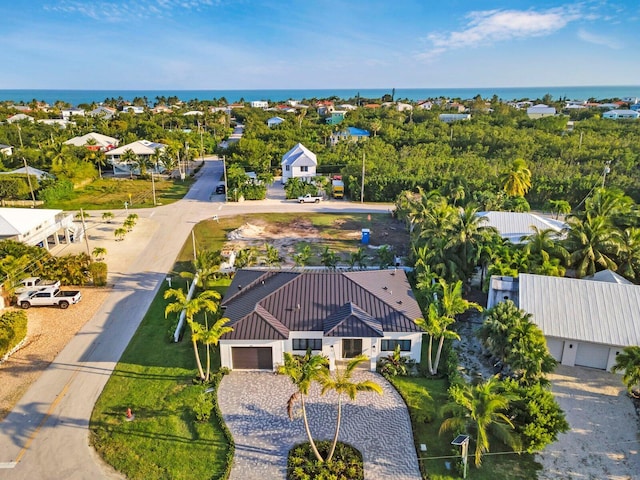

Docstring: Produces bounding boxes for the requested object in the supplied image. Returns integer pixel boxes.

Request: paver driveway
[218,370,422,480]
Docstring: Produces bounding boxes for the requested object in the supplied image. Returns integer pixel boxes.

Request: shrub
[192,388,214,422]
[287,440,363,480]
[0,310,28,358]
[39,179,74,203]
[89,262,108,286]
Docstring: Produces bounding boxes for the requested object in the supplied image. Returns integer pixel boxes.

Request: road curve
[0,159,394,479]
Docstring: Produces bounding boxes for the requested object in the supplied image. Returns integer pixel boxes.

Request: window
[300,166,309,172]
[292,338,322,351]
[285,165,290,171]
[381,340,411,352]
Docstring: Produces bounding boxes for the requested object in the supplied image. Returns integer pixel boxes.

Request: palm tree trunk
[301,396,324,462]
[433,335,446,374]
[327,396,342,462]
[428,335,435,375]
[205,343,211,382]
[192,338,206,380]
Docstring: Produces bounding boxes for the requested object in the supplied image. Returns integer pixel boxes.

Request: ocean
[0,86,638,106]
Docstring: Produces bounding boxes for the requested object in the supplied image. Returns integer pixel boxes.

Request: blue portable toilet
[361,228,370,245]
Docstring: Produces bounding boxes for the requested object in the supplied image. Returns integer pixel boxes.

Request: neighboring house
[219,269,423,371]
[281,143,317,184]
[337,104,357,111]
[417,101,433,110]
[183,110,203,116]
[38,119,74,128]
[330,126,371,145]
[6,113,34,123]
[630,104,640,112]
[325,111,346,125]
[267,116,285,128]
[152,105,173,114]
[438,113,471,123]
[0,166,53,180]
[88,106,117,119]
[487,272,640,371]
[598,103,619,110]
[477,211,565,244]
[121,105,144,114]
[448,102,466,113]
[395,102,413,112]
[105,140,167,175]
[0,208,77,250]
[0,144,13,156]
[64,132,119,151]
[526,104,556,118]
[61,108,85,120]
[250,100,269,108]
[602,109,640,120]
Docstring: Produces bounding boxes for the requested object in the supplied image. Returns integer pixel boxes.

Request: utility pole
[360,152,365,204]
[80,208,91,258]
[602,161,611,188]
[223,155,228,202]
[151,171,157,206]
[22,157,37,207]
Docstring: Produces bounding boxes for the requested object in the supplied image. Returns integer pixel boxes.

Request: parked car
[297,193,323,203]
[17,287,82,309]
[15,277,60,293]
[216,184,226,194]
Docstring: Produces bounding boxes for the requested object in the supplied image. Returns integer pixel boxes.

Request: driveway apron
[218,370,422,480]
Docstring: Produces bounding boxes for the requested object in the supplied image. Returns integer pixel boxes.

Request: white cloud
[418,6,581,60]
[577,29,622,49]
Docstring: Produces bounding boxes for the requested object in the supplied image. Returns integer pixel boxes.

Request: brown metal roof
[324,302,384,337]
[222,269,422,340]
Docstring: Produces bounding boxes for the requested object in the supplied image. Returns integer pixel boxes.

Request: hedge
[0,310,28,358]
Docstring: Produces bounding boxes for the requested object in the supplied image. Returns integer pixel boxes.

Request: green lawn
[390,377,542,480]
[90,277,232,480]
[46,177,195,210]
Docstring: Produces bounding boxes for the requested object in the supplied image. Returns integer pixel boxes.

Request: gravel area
[0,287,111,420]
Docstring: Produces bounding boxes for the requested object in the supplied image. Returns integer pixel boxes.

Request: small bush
[89,262,108,286]
[287,440,363,480]
[192,389,214,422]
[0,310,28,358]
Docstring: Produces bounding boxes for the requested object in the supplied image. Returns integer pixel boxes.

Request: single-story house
[487,272,640,371]
[0,144,13,156]
[64,132,119,151]
[527,104,556,119]
[0,207,77,250]
[6,113,34,123]
[602,109,640,120]
[330,126,370,145]
[38,119,73,128]
[439,113,471,123]
[61,108,85,120]
[477,211,566,244]
[121,105,144,114]
[88,106,117,119]
[267,116,285,128]
[417,101,433,110]
[105,140,167,175]
[219,269,423,371]
[152,105,173,114]
[183,111,203,116]
[250,100,269,109]
[281,143,317,184]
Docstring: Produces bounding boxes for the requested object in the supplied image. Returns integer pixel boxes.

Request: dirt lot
[0,287,111,420]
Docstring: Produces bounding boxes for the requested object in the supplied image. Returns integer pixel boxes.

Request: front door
[342,339,362,358]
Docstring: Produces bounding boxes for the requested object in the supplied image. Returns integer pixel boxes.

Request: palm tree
[611,346,640,397]
[349,247,367,270]
[501,159,531,197]
[277,351,329,462]
[264,244,282,267]
[440,376,521,466]
[164,288,221,380]
[293,245,312,268]
[120,148,139,178]
[123,218,136,232]
[320,246,339,269]
[181,249,222,288]
[319,355,382,462]
[195,315,233,382]
[101,212,114,223]
[114,228,127,241]
[414,304,452,376]
[616,227,640,281]
[234,247,258,268]
[91,246,107,260]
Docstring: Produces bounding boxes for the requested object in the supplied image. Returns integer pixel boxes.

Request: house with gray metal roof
[219,268,423,371]
[478,211,565,244]
[487,273,640,371]
[280,143,317,184]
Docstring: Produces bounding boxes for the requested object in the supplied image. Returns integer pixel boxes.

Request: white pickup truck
[17,287,82,309]
[15,277,61,293]
[297,193,323,203]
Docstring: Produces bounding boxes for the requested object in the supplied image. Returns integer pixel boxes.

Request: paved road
[219,371,422,480]
[0,159,394,479]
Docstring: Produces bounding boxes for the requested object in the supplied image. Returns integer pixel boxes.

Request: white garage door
[575,343,610,370]
[546,338,564,362]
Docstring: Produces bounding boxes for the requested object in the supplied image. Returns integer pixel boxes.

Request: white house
[487,272,640,371]
[527,104,556,118]
[0,144,13,156]
[438,113,471,123]
[0,208,77,251]
[88,106,117,119]
[0,166,53,180]
[38,119,73,128]
[477,211,566,244]
[105,140,167,175]
[61,108,85,120]
[250,101,269,109]
[64,132,119,151]
[602,109,640,120]
[267,116,285,128]
[6,113,34,123]
[219,269,423,371]
[281,143,317,184]
[121,105,144,114]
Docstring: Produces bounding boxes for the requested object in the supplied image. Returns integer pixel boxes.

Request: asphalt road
[0,159,393,479]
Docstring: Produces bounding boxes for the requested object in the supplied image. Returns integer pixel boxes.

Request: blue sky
[1,0,638,89]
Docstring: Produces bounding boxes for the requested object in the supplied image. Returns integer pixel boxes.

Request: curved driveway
[218,371,422,480]
[0,160,396,479]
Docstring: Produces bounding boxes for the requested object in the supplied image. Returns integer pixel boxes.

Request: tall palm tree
[616,227,640,281]
[319,355,382,462]
[414,303,452,376]
[440,376,521,466]
[611,346,640,397]
[278,351,329,462]
[501,158,531,198]
[164,288,221,380]
[120,148,139,178]
[195,315,233,381]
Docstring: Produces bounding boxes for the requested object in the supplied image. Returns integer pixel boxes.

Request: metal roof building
[478,211,566,244]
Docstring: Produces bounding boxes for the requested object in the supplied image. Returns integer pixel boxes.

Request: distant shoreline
[1,86,638,106]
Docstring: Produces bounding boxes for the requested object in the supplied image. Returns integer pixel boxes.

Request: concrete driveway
[536,365,640,480]
[218,371,422,480]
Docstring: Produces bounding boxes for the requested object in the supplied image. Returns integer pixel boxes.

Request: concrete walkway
[218,371,422,480]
